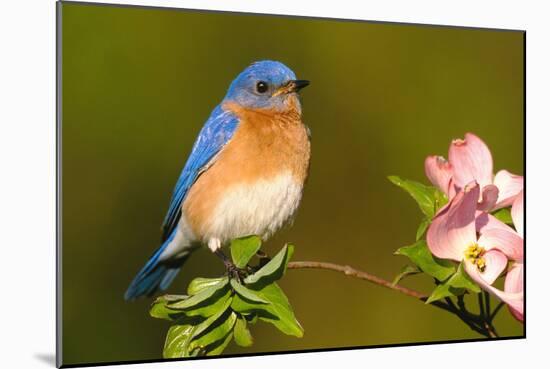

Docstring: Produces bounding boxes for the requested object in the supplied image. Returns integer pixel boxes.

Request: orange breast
[182,100,311,241]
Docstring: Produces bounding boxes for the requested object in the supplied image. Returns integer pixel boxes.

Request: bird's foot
[214,249,247,281]
[225,261,247,281]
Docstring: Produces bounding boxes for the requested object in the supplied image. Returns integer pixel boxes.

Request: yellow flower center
[464,244,486,272]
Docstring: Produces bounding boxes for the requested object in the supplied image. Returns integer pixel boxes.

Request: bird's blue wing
[161,105,239,241]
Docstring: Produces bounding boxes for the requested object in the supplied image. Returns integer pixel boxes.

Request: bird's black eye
[256,81,269,94]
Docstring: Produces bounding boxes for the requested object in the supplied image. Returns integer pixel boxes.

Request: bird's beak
[273,80,310,96]
[288,79,310,92]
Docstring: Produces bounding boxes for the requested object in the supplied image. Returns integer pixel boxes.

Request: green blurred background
[60,2,524,366]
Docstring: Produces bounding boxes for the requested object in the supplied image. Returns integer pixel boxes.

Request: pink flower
[425,133,523,210]
[427,182,524,321]
[424,156,456,199]
[504,191,524,321]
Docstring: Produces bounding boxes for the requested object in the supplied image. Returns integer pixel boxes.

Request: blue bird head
[223,60,309,112]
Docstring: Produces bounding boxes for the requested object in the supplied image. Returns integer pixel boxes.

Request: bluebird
[125,60,311,300]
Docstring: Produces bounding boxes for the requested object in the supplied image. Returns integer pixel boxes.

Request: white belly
[205,171,304,244]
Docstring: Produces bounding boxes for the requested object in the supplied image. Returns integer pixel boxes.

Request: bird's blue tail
[125,233,193,300]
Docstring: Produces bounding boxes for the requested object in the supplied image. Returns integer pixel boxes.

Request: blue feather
[161,105,239,241]
[124,230,187,300]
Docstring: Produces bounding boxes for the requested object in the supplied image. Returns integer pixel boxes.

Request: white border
[1,1,548,368]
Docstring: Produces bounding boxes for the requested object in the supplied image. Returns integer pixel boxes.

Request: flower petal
[475,212,515,234]
[464,261,524,322]
[425,155,454,197]
[448,133,494,189]
[478,227,524,262]
[493,170,523,209]
[505,263,523,294]
[478,249,507,285]
[511,191,524,237]
[478,184,499,212]
[504,263,524,322]
[426,182,479,261]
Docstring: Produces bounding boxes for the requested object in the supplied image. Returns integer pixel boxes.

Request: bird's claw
[224,261,247,281]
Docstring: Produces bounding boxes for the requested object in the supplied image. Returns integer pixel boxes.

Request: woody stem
[287,260,499,338]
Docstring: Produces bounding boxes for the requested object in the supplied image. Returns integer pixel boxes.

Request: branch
[288,261,427,299]
[287,260,498,338]
[287,261,450,312]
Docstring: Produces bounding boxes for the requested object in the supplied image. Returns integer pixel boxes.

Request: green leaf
[150,295,187,321]
[230,235,263,268]
[232,282,303,337]
[164,310,235,358]
[416,217,431,240]
[233,317,253,347]
[426,284,463,304]
[185,290,232,318]
[192,296,233,338]
[257,283,303,337]
[168,277,229,310]
[187,277,227,296]
[395,240,455,281]
[426,263,481,304]
[492,208,514,225]
[392,264,421,286]
[231,295,258,315]
[433,188,449,212]
[388,176,439,217]
[244,244,294,287]
[205,331,233,356]
[449,263,481,292]
[230,279,268,304]
[163,324,197,358]
[189,311,237,354]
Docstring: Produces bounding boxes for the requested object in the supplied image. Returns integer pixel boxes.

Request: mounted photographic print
[57,1,525,367]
